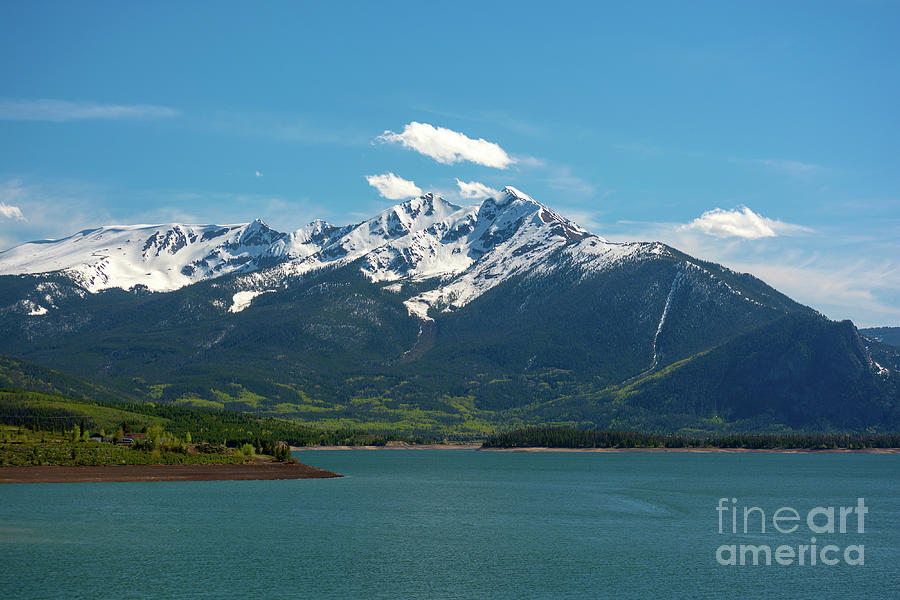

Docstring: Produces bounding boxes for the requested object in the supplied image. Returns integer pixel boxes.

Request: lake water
[1,450,898,599]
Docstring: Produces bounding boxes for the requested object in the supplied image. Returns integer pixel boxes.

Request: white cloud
[376,122,514,169]
[255,170,263,178]
[0,202,24,220]
[0,179,27,221]
[365,173,423,200]
[456,179,498,200]
[0,99,180,122]
[684,206,809,239]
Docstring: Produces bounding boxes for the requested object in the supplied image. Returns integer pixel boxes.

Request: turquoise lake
[1,451,898,599]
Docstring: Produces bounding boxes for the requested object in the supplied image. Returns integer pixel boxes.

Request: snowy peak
[368,193,461,240]
[498,185,534,203]
[469,187,594,256]
[0,221,288,292]
[233,219,285,247]
[399,190,636,320]
[0,186,655,317]
[497,186,592,241]
[140,224,196,258]
[399,192,461,219]
[292,193,464,271]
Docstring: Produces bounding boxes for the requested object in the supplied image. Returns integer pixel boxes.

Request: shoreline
[477,446,900,453]
[0,461,342,484]
[292,443,482,451]
[292,444,900,453]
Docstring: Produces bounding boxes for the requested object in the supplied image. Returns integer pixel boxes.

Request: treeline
[8,390,434,446]
[0,393,96,431]
[481,427,900,449]
[99,400,424,446]
[0,389,433,446]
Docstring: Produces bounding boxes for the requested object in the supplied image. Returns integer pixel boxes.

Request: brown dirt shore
[477,447,900,454]
[0,461,342,484]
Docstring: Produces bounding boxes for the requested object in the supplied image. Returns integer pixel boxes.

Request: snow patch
[403,297,434,321]
[229,290,273,313]
[0,187,757,326]
[27,304,48,316]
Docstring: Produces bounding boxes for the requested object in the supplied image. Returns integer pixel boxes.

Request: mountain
[0,219,289,294]
[0,188,636,316]
[0,187,896,436]
[0,354,135,404]
[859,327,900,376]
[861,327,900,348]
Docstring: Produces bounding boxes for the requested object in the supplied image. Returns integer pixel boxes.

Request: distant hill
[861,327,900,348]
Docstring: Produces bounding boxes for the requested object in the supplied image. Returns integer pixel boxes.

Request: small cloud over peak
[365,173,423,200]
[0,179,26,222]
[0,202,24,221]
[684,206,809,239]
[376,122,514,169]
[456,179,499,200]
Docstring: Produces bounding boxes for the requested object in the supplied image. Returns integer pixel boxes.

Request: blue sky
[1,1,898,326]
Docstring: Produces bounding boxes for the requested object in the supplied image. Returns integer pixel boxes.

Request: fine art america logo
[715,498,867,566]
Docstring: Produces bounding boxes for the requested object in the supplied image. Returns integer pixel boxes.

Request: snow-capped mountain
[0,186,659,318]
[0,219,290,293]
[1,186,896,434]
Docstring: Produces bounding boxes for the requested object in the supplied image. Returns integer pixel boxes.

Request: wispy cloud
[748,158,825,175]
[0,177,330,250]
[0,99,180,122]
[207,110,369,146]
[684,206,810,239]
[456,179,498,200]
[613,140,665,158]
[365,173,423,200]
[413,106,545,138]
[255,170,263,178]
[543,165,596,197]
[376,122,514,169]
[726,260,900,327]
[0,178,115,249]
[512,155,546,168]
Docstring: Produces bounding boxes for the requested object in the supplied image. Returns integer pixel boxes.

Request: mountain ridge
[0,186,655,319]
[0,187,895,435]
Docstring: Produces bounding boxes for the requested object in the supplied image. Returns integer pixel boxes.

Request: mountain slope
[0,187,895,435]
[861,327,900,348]
[0,220,295,293]
[0,354,136,404]
[533,315,898,432]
